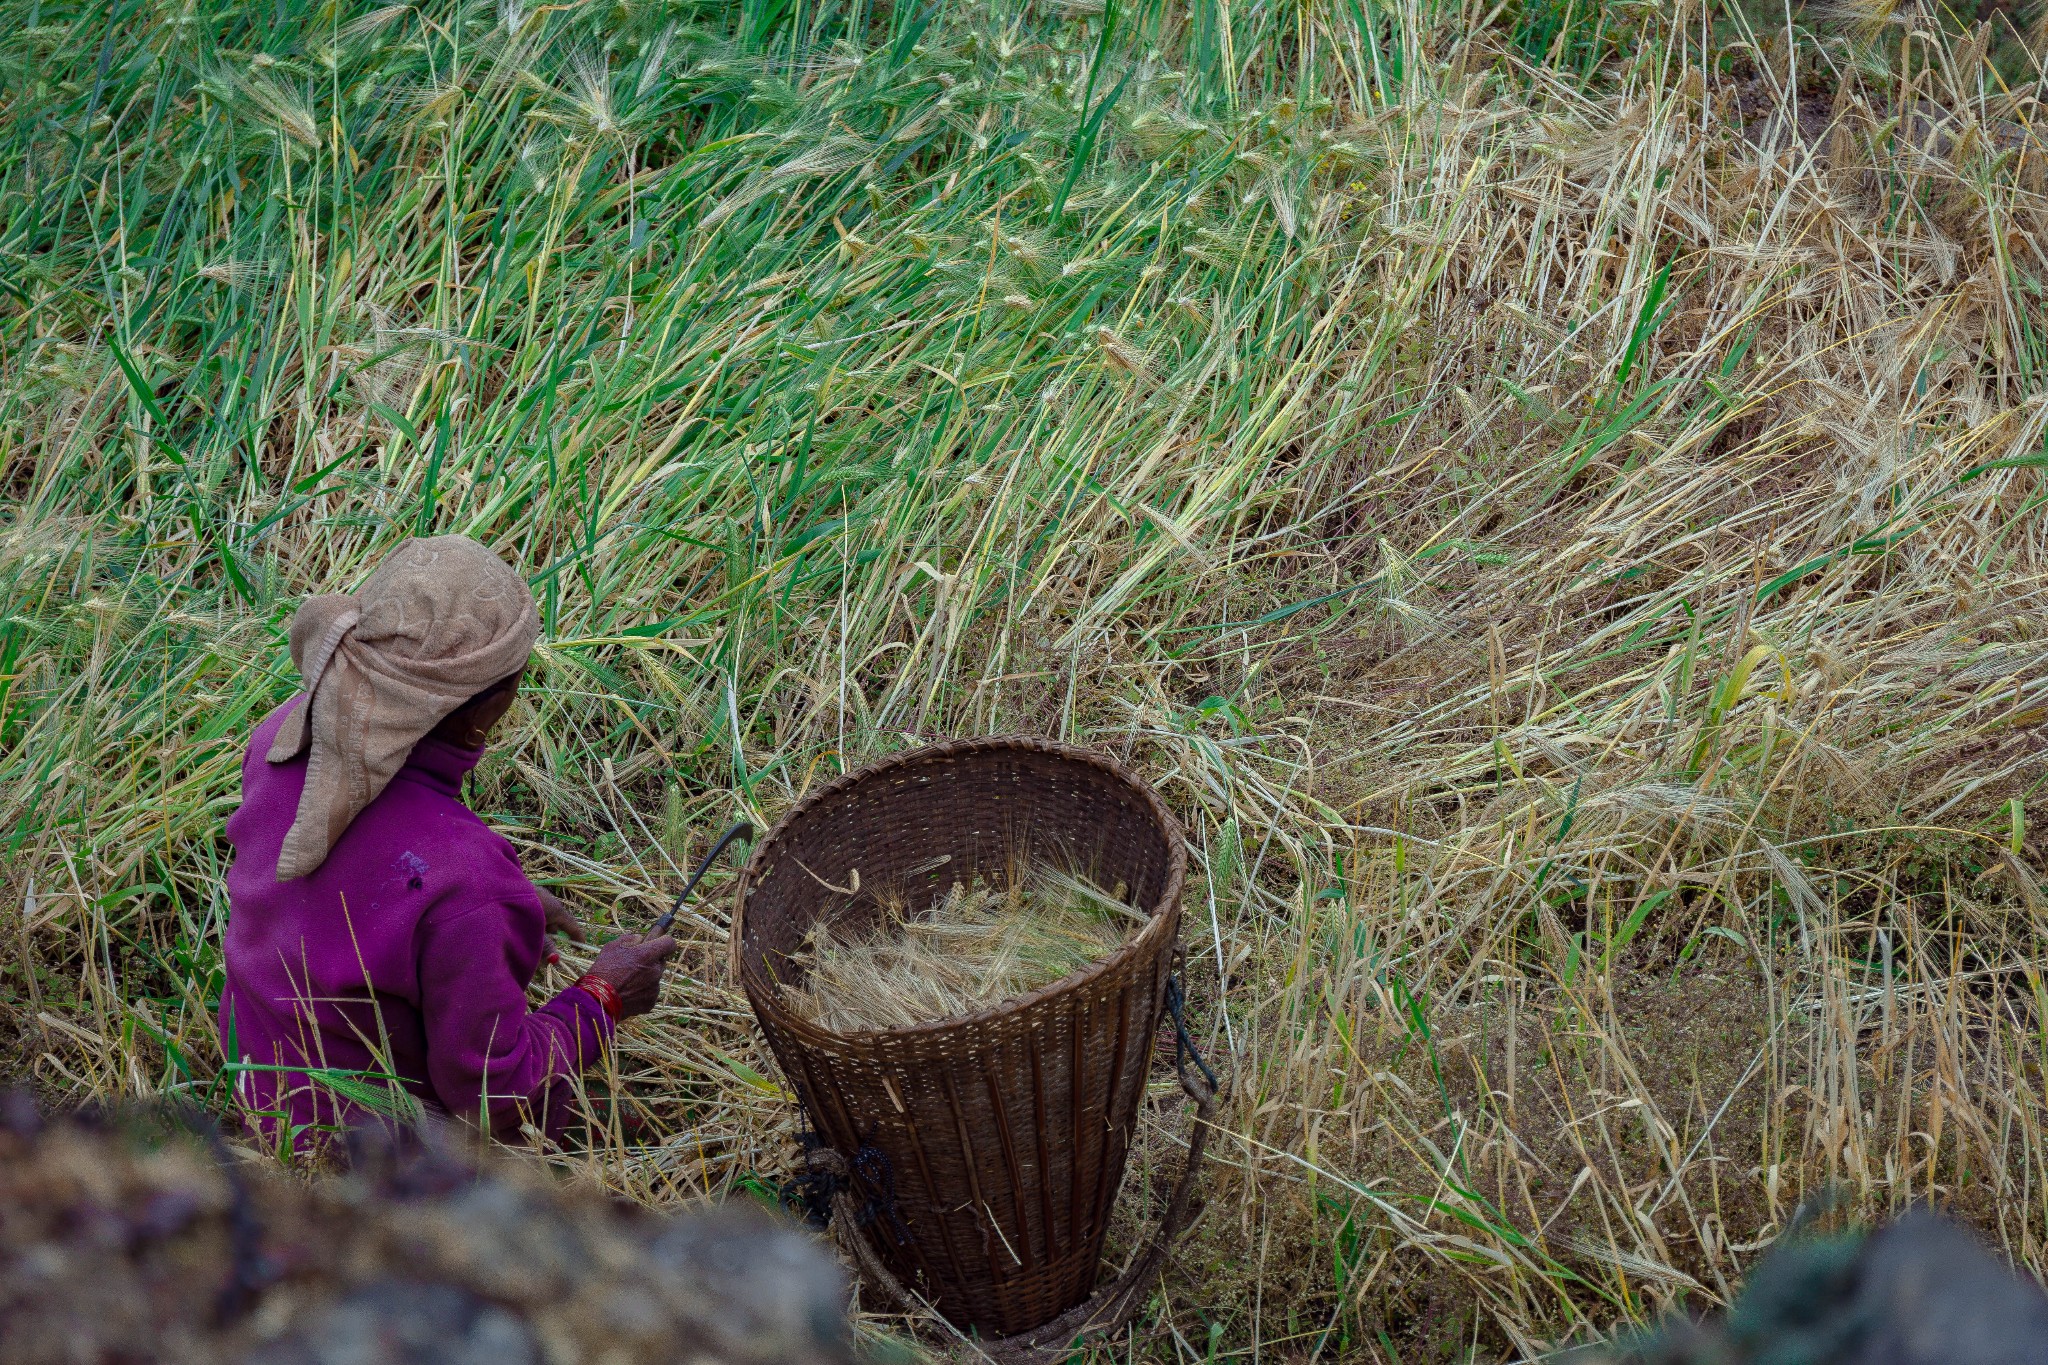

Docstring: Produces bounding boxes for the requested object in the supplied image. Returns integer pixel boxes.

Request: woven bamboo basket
[731,737,1189,1338]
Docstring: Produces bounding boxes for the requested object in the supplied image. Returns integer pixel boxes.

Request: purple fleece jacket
[217,698,611,1153]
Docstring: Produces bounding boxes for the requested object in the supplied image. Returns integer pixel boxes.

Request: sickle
[652,821,754,934]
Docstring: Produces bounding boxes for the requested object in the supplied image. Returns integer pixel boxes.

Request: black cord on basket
[775,1087,837,1228]
[782,1130,840,1229]
[775,1087,912,1249]
[777,1135,912,1248]
[852,1143,913,1247]
[1165,973,1219,1093]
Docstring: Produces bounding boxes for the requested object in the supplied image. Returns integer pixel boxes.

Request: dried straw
[784,868,1144,1032]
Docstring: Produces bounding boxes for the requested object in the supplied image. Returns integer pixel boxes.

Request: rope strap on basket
[795,970,1223,1365]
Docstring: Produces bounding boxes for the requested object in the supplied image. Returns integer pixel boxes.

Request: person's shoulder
[363,781,493,848]
[366,789,534,898]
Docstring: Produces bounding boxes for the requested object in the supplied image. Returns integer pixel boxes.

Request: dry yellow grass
[4,0,2048,1360]
[784,869,1143,1033]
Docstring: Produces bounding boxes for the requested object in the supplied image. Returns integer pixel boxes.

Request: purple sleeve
[415,904,615,1143]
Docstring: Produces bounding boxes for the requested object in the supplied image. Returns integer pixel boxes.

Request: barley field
[4,0,2048,1358]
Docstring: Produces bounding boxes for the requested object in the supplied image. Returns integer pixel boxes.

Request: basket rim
[730,734,1187,1044]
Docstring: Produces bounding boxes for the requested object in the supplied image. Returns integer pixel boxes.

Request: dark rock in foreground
[1580,1207,2048,1365]
[0,1100,853,1365]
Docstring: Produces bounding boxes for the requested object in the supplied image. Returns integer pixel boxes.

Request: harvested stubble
[784,869,1143,1033]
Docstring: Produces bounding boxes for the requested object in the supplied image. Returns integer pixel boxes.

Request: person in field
[217,534,675,1155]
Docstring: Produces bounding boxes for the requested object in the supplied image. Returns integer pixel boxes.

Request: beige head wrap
[267,535,540,881]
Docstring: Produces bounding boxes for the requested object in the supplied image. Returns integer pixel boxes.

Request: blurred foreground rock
[1581,1207,2048,1365]
[0,1098,854,1365]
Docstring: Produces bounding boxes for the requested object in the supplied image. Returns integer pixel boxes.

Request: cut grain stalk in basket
[784,866,1145,1033]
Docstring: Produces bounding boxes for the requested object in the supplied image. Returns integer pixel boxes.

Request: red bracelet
[572,974,622,1022]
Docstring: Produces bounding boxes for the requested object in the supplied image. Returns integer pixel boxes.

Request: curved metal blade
[651,820,754,934]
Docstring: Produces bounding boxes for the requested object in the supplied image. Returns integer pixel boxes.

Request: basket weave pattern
[733,737,1186,1336]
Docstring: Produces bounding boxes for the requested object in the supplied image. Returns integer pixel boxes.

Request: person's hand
[581,932,678,1019]
[535,887,587,943]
